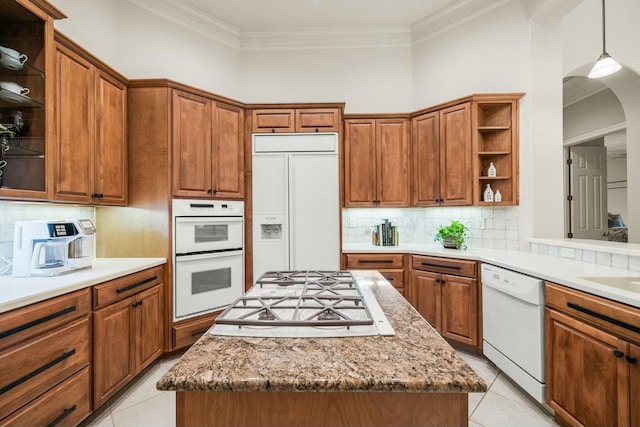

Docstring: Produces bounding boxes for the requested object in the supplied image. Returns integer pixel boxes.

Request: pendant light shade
[588,0,621,79]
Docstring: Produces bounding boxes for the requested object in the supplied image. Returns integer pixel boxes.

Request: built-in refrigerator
[252,133,340,279]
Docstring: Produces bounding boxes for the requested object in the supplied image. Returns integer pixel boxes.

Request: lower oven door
[174,250,243,321]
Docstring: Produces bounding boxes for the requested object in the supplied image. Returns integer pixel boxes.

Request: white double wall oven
[172,199,244,321]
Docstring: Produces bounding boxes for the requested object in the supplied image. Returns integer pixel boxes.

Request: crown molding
[412,0,508,45]
[240,28,412,51]
[127,0,240,48]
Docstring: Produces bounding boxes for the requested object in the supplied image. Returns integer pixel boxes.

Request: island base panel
[176,391,468,427]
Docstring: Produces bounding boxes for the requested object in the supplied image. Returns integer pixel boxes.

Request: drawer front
[295,108,339,132]
[411,255,477,278]
[546,281,640,345]
[252,109,295,133]
[378,269,404,288]
[0,288,90,352]
[345,253,404,269]
[0,317,90,420]
[93,265,163,309]
[1,367,91,427]
[173,313,218,350]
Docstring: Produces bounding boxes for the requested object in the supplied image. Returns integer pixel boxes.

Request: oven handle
[175,216,243,223]
[175,250,243,262]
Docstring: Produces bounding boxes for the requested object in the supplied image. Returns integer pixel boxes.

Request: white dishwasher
[481,263,546,405]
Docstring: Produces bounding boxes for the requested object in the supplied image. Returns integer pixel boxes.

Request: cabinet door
[412,112,440,206]
[172,90,212,197]
[93,298,133,409]
[376,119,410,206]
[212,102,244,199]
[295,108,339,132]
[54,43,95,203]
[94,69,127,205]
[441,274,478,346]
[631,343,640,427]
[252,109,294,133]
[546,308,629,427]
[411,270,441,332]
[133,285,163,373]
[440,103,472,206]
[344,119,376,207]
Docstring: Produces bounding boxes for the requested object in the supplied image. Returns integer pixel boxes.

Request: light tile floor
[81,350,560,427]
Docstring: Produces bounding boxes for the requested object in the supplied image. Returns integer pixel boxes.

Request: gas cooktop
[210,270,395,338]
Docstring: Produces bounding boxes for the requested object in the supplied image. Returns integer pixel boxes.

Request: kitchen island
[157,270,486,427]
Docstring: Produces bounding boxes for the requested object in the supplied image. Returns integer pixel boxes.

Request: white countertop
[0,258,166,314]
[343,243,640,309]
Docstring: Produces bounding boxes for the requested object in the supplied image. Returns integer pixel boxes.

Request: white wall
[51,0,241,98]
[239,47,413,113]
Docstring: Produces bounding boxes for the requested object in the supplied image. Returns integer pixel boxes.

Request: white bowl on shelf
[0,46,28,71]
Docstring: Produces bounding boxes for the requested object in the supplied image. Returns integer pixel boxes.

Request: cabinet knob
[315,128,319,132]
[271,128,275,133]
[626,355,637,364]
[213,188,218,194]
[613,349,624,358]
[207,189,213,194]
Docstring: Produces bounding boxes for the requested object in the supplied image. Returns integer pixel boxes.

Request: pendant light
[588,0,621,78]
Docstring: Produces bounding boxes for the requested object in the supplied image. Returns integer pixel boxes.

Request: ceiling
[184,0,458,31]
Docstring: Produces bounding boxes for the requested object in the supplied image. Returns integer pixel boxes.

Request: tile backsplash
[0,202,96,274]
[342,206,519,250]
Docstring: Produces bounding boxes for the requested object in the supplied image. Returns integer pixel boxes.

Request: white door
[569,146,607,239]
[289,153,340,271]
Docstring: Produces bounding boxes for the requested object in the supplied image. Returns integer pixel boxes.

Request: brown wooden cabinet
[172,312,218,350]
[0,289,90,425]
[53,33,127,205]
[412,103,472,206]
[92,266,164,409]
[344,118,410,207]
[344,253,407,298]
[545,281,640,427]
[172,90,244,198]
[252,107,340,133]
[410,255,479,348]
[0,1,64,199]
[472,95,522,205]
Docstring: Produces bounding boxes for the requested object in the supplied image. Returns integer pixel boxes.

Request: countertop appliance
[172,199,244,321]
[211,270,394,338]
[482,263,547,405]
[12,219,96,277]
[252,133,340,279]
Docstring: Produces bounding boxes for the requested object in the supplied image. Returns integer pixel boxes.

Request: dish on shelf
[0,46,28,71]
[0,89,30,103]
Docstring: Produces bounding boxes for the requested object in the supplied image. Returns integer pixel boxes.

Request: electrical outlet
[475,218,486,230]
[559,247,576,258]
[349,218,356,227]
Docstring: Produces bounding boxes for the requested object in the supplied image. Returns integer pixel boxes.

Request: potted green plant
[434,220,469,250]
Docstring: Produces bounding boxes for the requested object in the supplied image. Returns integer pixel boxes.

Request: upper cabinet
[172,90,245,199]
[344,117,410,207]
[0,0,65,199]
[472,95,522,206]
[252,107,341,133]
[53,33,128,205]
[412,103,472,206]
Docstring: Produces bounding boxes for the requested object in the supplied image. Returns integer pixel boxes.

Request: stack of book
[372,219,398,246]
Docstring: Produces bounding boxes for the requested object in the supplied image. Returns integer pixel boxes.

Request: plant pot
[441,237,460,249]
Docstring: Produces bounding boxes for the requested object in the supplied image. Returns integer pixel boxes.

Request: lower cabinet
[344,253,407,298]
[545,282,640,427]
[172,312,218,350]
[92,267,164,409]
[410,255,480,349]
[0,290,91,426]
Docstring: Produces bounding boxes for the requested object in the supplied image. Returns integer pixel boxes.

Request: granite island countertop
[157,270,487,394]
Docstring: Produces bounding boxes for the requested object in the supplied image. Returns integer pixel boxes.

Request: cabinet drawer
[0,288,90,352]
[411,255,477,278]
[173,313,217,350]
[378,269,404,288]
[252,109,295,133]
[0,317,89,420]
[1,366,90,427]
[345,253,404,269]
[93,266,163,309]
[295,108,339,132]
[546,281,640,345]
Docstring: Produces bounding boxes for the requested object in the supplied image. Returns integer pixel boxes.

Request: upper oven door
[175,216,243,254]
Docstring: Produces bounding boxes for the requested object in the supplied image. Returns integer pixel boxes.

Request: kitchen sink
[580,276,640,294]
